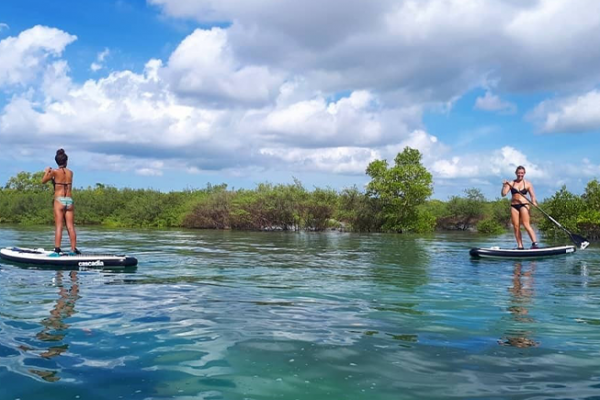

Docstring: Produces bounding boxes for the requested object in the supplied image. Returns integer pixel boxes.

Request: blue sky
[1,0,600,201]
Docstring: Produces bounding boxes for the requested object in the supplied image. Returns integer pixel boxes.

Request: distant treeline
[1,148,599,240]
[0,176,510,232]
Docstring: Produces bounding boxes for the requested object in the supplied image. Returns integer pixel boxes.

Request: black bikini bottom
[511,203,528,211]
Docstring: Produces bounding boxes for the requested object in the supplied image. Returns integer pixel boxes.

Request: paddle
[505,181,590,250]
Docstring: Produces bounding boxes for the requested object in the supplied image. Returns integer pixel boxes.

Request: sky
[1,0,600,201]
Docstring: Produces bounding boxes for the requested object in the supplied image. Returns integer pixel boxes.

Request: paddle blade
[570,233,590,250]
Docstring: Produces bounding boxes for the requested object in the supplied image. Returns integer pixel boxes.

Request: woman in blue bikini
[502,166,539,249]
[42,149,80,255]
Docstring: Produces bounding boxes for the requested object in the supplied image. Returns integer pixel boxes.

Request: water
[1,226,600,400]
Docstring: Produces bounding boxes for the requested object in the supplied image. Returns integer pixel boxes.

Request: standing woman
[502,166,539,249]
[42,149,80,255]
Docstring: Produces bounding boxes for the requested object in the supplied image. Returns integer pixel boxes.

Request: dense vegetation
[536,181,600,240]
[1,148,598,240]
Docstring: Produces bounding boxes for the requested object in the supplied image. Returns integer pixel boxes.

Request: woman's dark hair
[55,149,68,167]
[515,165,526,173]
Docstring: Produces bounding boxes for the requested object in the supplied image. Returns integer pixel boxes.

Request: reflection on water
[2,226,600,399]
[369,234,431,292]
[22,271,80,382]
[500,261,540,348]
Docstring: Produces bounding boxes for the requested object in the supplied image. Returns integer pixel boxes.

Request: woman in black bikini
[41,149,80,255]
[502,166,539,249]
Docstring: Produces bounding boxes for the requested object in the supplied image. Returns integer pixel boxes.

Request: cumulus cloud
[81,153,166,177]
[383,129,448,167]
[0,24,438,177]
[529,90,600,134]
[3,7,600,192]
[164,28,284,107]
[474,91,516,114]
[257,129,445,175]
[136,161,165,176]
[150,0,600,99]
[0,28,425,176]
[42,60,73,101]
[428,148,600,197]
[431,146,545,180]
[0,25,76,87]
[259,146,380,174]
[148,0,385,49]
[144,0,600,187]
[261,91,385,147]
[1,59,231,156]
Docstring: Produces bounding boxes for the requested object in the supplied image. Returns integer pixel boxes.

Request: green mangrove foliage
[336,186,382,232]
[1,152,599,237]
[478,197,511,234]
[366,147,434,232]
[1,174,207,227]
[421,191,509,234]
[444,188,486,231]
[0,172,53,224]
[5,171,49,192]
[538,179,600,240]
[184,181,342,231]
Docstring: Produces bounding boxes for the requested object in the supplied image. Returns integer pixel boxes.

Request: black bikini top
[52,167,72,190]
[510,180,528,195]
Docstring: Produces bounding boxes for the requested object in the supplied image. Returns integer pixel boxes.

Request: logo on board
[78,260,105,267]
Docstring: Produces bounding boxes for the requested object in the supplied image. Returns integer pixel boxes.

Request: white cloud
[0,23,9,32]
[3,16,600,193]
[0,30,423,175]
[42,60,73,101]
[164,28,284,107]
[136,162,164,176]
[257,129,445,176]
[578,158,600,178]
[149,0,600,100]
[0,25,76,87]
[136,5,600,185]
[530,90,600,134]
[0,27,429,178]
[98,48,110,61]
[259,146,380,174]
[474,91,516,114]
[148,0,385,48]
[1,59,226,152]
[431,146,545,180]
[431,156,476,179]
[82,153,166,177]
[261,91,386,147]
[91,48,110,72]
[507,0,600,53]
[383,129,448,166]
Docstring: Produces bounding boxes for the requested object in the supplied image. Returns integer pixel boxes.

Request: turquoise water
[1,226,600,399]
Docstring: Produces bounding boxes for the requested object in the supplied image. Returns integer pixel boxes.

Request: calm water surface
[1,226,600,400]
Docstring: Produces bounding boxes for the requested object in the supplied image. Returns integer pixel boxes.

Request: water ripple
[1,227,600,399]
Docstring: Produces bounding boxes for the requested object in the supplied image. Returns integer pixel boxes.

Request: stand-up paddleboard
[0,247,138,269]
[470,245,576,259]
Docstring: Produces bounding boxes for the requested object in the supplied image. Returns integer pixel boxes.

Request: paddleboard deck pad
[0,247,138,269]
[470,245,576,259]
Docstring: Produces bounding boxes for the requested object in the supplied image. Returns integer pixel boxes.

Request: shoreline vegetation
[1,148,599,240]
